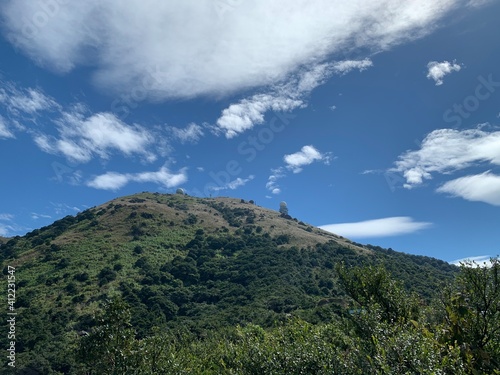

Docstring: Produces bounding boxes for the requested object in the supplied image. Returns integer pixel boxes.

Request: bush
[98,267,117,286]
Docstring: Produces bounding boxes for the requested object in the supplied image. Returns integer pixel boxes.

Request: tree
[78,297,145,374]
[440,257,500,372]
[336,263,420,324]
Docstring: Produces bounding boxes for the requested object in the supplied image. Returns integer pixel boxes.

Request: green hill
[0,192,460,373]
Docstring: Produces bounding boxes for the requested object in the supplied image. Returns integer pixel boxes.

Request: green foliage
[98,266,117,286]
[438,258,500,373]
[78,297,146,374]
[72,281,481,375]
[336,263,420,324]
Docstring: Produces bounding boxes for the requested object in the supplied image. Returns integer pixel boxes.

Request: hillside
[0,192,459,373]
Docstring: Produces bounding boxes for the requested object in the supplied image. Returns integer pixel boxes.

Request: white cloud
[1,1,461,100]
[169,123,204,144]
[87,166,188,191]
[36,111,155,163]
[134,167,188,186]
[389,127,500,188]
[319,217,432,238]
[216,93,304,138]
[87,172,130,191]
[450,255,496,267]
[426,60,461,85]
[0,81,165,162]
[437,171,500,205]
[284,145,331,173]
[266,145,331,195]
[210,175,255,191]
[0,116,14,138]
[330,105,337,111]
[265,146,331,193]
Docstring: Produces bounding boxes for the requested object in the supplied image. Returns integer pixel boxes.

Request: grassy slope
[2,193,366,318]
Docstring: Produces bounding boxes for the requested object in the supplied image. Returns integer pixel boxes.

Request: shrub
[98,267,117,286]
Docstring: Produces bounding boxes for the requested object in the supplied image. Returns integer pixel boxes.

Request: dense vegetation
[73,259,499,375]
[1,192,483,374]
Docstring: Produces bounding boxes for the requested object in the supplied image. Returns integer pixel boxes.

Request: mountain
[0,192,458,373]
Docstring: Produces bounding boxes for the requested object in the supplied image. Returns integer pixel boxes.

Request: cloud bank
[1,0,464,100]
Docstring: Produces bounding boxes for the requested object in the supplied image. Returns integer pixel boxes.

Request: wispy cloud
[50,202,81,216]
[332,59,373,75]
[1,1,457,100]
[87,166,188,191]
[169,123,204,144]
[0,83,60,139]
[50,202,81,217]
[0,224,11,237]
[31,212,52,220]
[0,214,21,237]
[0,214,14,221]
[426,60,461,85]
[0,115,14,138]
[437,171,500,205]
[215,61,370,138]
[319,217,432,238]
[467,0,495,8]
[210,175,255,191]
[389,127,500,189]
[0,84,60,115]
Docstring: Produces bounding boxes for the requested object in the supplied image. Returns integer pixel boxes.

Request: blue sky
[1,0,499,264]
